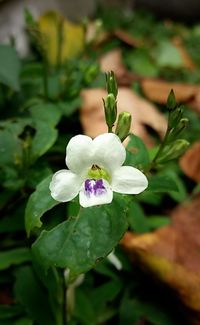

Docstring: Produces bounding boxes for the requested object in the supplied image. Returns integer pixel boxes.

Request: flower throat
[87,164,111,183]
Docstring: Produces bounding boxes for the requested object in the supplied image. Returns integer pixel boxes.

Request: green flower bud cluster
[156,139,189,164]
[151,89,190,168]
[103,71,131,142]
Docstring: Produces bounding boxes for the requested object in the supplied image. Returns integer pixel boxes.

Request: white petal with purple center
[50,170,83,202]
[92,133,126,172]
[79,178,113,208]
[65,135,93,174]
[111,166,148,194]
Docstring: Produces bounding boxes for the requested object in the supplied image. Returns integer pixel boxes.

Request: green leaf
[94,261,120,280]
[0,319,33,325]
[0,201,25,233]
[25,175,59,236]
[0,305,23,320]
[126,48,158,77]
[14,266,55,325]
[119,296,139,325]
[162,169,187,203]
[91,280,123,309]
[148,216,171,230]
[0,45,20,90]
[74,290,96,324]
[30,121,58,160]
[153,40,183,68]
[31,262,63,325]
[0,129,22,167]
[32,200,128,276]
[75,282,119,325]
[127,201,150,233]
[29,103,61,127]
[132,299,178,325]
[138,191,163,206]
[147,174,178,192]
[120,297,178,325]
[0,248,31,271]
[125,134,150,169]
[14,318,33,325]
[58,97,82,116]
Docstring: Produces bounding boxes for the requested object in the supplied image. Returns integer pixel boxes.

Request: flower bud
[168,106,183,129]
[167,89,176,111]
[157,139,189,163]
[168,117,189,141]
[174,118,189,134]
[115,111,132,142]
[103,93,117,130]
[105,71,118,98]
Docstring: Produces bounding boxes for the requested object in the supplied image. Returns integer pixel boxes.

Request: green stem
[43,59,49,100]
[148,126,171,172]
[62,270,67,325]
[108,125,113,133]
[147,110,175,172]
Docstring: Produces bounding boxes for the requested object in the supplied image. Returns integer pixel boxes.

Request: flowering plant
[0,6,196,324]
[50,133,148,207]
[25,72,151,279]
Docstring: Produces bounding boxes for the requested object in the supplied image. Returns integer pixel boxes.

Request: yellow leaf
[122,195,200,324]
[38,11,85,65]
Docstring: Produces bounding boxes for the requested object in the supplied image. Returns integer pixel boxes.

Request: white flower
[50,133,148,208]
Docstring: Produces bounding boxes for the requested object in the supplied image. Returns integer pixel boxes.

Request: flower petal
[50,170,82,202]
[65,135,93,174]
[111,166,148,194]
[107,251,122,270]
[92,133,126,172]
[79,179,113,208]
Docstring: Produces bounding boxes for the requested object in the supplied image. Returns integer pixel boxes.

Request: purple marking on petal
[85,179,106,197]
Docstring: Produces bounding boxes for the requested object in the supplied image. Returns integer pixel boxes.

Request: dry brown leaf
[141,79,200,107]
[85,21,110,45]
[80,87,167,146]
[121,195,200,324]
[99,48,128,80]
[99,47,200,114]
[113,29,143,47]
[86,25,142,48]
[99,48,141,86]
[180,141,200,182]
[172,37,196,71]
[188,92,200,114]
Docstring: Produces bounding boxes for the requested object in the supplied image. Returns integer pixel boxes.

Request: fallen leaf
[172,36,196,71]
[121,195,200,324]
[141,78,200,105]
[113,29,143,47]
[99,46,200,112]
[38,11,84,65]
[188,92,200,114]
[86,25,142,48]
[85,20,109,45]
[99,48,129,80]
[80,87,167,146]
[180,141,200,182]
[99,48,142,86]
